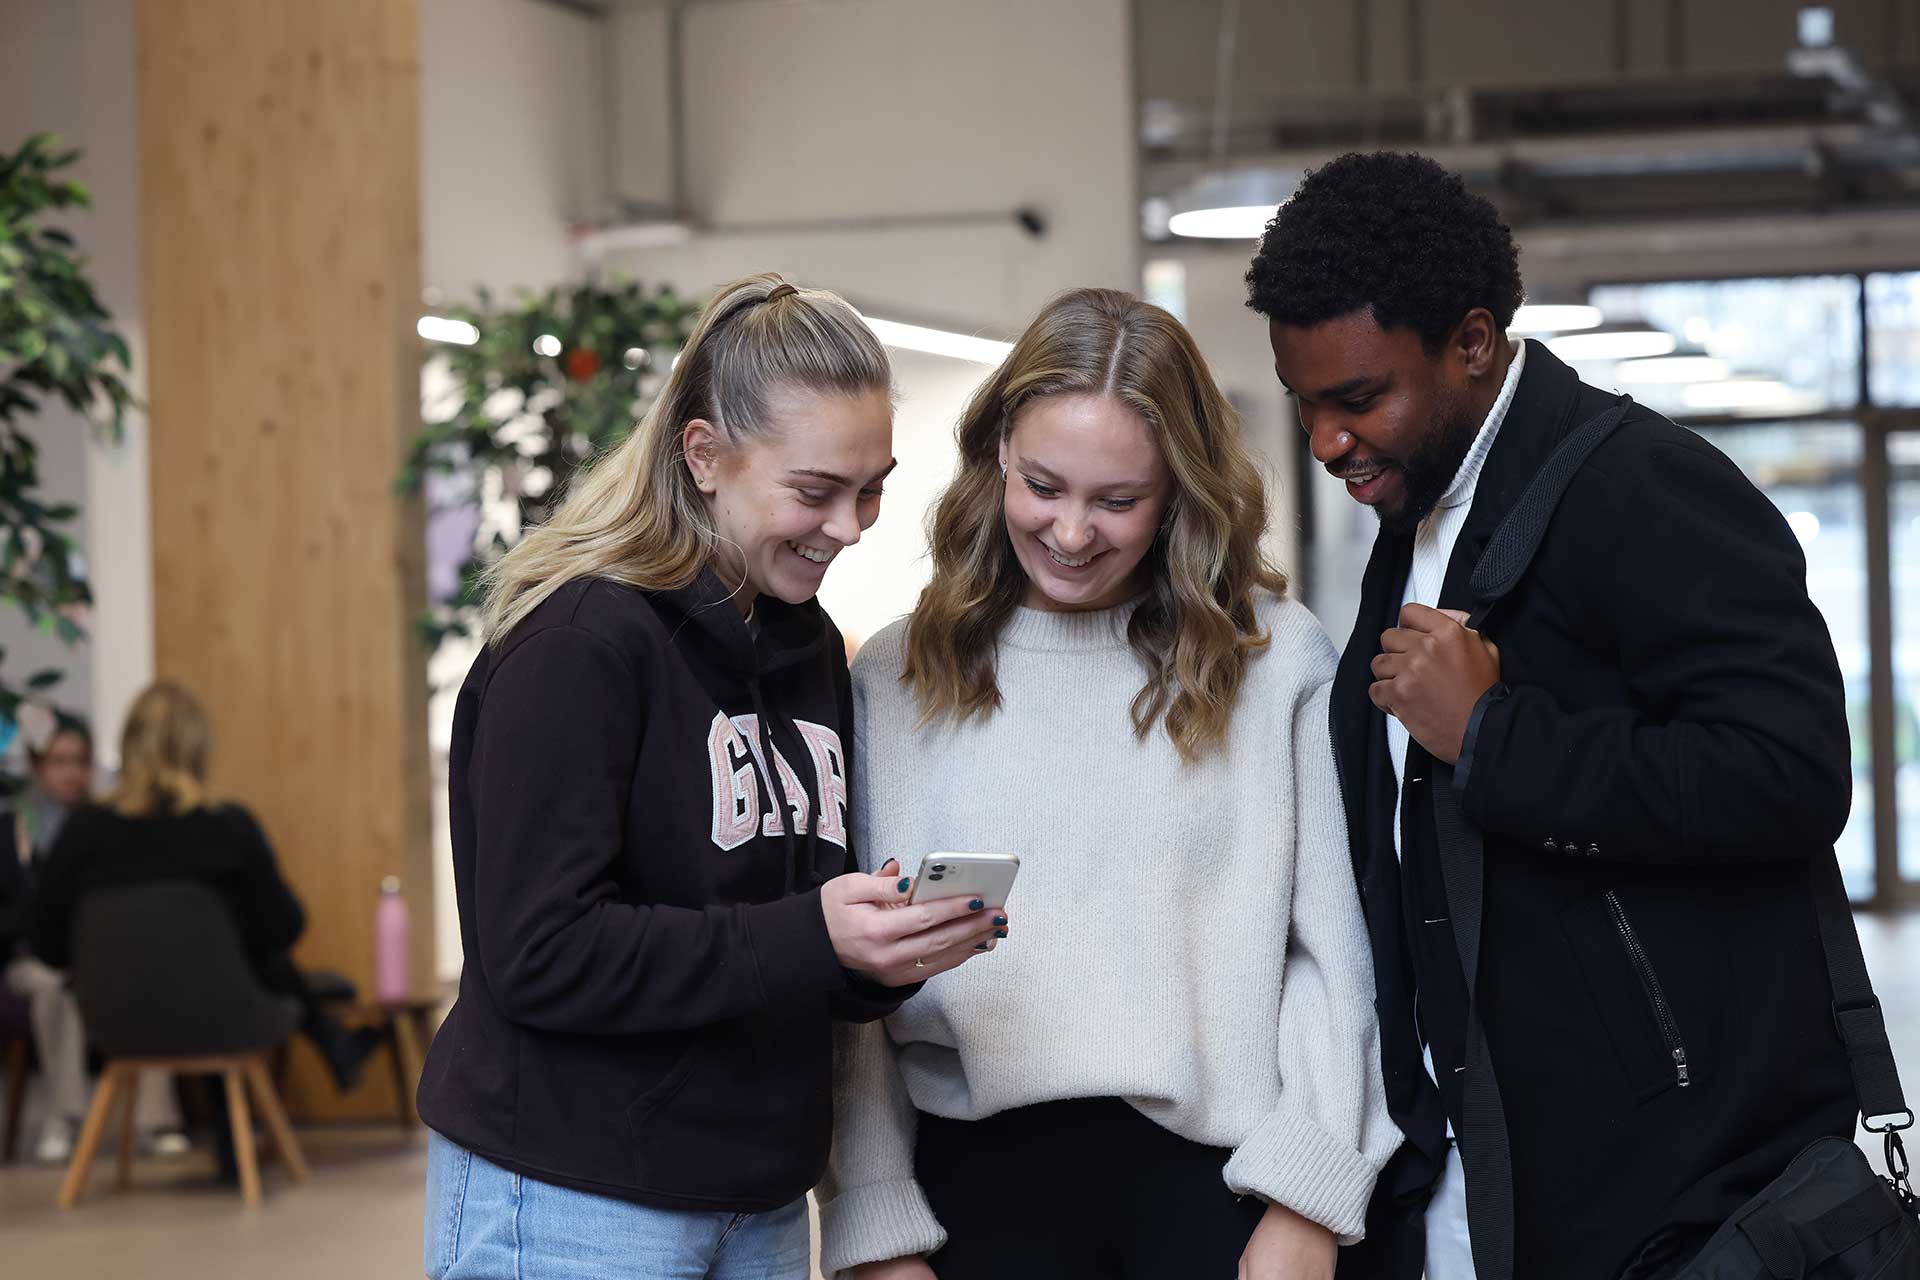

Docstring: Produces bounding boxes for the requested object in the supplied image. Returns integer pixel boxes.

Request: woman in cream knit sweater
[819,289,1400,1280]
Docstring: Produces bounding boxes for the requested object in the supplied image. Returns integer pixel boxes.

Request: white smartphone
[905,852,1020,908]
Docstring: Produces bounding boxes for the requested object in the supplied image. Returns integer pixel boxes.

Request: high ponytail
[480,273,892,642]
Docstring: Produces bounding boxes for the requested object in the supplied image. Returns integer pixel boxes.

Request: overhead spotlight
[1797,6,1835,48]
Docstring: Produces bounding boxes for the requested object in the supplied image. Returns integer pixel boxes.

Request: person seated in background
[27,682,380,1120]
[0,711,184,1163]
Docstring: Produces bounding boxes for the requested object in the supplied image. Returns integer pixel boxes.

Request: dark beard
[1376,398,1478,537]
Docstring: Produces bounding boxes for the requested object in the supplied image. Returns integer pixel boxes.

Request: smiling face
[685,382,895,610]
[1268,308,1490,536]
[998,392,1172,613]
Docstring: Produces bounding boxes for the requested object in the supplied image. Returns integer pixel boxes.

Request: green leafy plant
[0,133,136,789]
[400,281,701,647]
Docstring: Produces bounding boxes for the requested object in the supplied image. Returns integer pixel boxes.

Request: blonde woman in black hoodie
[417,274,1005,1280]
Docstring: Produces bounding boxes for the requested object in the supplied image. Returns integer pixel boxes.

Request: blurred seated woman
[1,711,182,1162]
[28,682,378,1111]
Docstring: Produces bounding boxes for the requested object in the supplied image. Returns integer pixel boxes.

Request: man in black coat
[1246,151,1860,1280]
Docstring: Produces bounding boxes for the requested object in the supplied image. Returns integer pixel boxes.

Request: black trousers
[915,1097,1268,1280]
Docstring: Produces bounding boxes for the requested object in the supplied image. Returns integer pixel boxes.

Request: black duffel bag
[1671,1133,1916,1279]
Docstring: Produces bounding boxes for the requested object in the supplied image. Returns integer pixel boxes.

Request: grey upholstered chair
[58,880,306,1207]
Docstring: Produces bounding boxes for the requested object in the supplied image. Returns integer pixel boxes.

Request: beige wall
[420,0,607,301]
[0,0,152,764]
[602,0,1137,646]
[609,0,1137,331]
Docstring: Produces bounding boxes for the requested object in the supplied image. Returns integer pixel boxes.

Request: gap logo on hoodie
[707,713,848,852]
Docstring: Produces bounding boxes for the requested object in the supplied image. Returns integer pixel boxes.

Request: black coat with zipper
[416,572,910,1213]
[1332,343,1859,1280]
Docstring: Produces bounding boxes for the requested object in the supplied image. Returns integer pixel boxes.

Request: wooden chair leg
[58,1062,123,1209]
[115,1067,139,1189]
[2,1039,28,1164]
[222,1066,261,1207]
[390,1012,423,1127]
[243,1057,306,1182]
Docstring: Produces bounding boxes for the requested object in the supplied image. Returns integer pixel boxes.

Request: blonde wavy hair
[902,287,1287,761]
[111,681,211,817]
[480,273,892,641]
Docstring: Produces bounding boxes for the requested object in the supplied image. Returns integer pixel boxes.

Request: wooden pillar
[138,0,432,1119]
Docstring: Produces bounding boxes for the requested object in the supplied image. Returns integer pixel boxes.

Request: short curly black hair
[1245,151,1523,352]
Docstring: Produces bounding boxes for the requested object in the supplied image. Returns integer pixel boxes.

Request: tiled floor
[3,911,1916,1278]
[0,1125,433,1279]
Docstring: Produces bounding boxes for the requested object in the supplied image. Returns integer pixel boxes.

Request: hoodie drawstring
[746,675,803,897]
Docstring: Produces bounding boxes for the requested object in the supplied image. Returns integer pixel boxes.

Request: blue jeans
[423,1131,812,1279]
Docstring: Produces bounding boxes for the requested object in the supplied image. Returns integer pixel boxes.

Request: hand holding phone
[820,857,1009,986]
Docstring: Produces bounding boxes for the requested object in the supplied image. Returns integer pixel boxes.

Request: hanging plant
[399,280,702,648]
[0,132,137,792]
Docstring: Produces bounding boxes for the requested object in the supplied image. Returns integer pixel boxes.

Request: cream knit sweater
[816,591,1401,1275]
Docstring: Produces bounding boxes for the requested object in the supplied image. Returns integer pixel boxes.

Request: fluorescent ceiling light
[1167,171,1296,240]
[1509,304,1603,335]
[1546,328,1678,361]
[418,316,479,346]
[1168,205,1279,239]
[1680,378,1819,413]
[1613,355,1732,383]
[865,316,1011,365]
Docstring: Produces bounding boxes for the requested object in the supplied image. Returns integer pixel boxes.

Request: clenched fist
[1369,604,1501,765]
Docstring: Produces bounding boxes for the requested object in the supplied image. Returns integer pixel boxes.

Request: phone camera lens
[931,863,947,872]
[928,873,945,881]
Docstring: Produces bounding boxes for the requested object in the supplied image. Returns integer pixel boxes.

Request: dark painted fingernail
[994,928,1007,938]
[993,915,1007,926]
[968,898,984,911]
[974,943,990,951]
[897,878,911,893]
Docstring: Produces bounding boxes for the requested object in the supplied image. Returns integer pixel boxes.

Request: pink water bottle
[374,875,411,1004]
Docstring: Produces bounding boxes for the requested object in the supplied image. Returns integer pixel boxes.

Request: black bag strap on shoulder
[1811,839,1916,1204]
[1438,393,1916,1279]
[1462,394,1635,627]
[1433,395,1635,1280]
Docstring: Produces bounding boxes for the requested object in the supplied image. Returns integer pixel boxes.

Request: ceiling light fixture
[1509,304,1603,335]
[864,317,1012,365]
[1166,171,1296,240]
[1612,354,1733,383]
[1680,378,1820,413]
[1546,326,1679,362]
[417,316,479,346]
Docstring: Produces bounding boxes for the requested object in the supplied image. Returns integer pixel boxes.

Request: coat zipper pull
[1673,1047,1690,1088]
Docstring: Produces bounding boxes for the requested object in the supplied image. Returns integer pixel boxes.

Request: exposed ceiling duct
[1150,4,1920,238]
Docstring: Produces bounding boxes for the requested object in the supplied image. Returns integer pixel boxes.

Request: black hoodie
[416,572,908,1212]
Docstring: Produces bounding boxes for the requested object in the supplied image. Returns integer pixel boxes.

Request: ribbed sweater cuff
[1221,1105,1381,1243]
[817,1177,948,1275]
